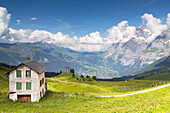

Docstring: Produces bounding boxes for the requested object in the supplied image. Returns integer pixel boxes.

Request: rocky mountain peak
[106,28,170,69]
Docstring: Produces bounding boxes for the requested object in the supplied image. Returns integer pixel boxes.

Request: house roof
[23,60,47,74]
[4,60,47,75]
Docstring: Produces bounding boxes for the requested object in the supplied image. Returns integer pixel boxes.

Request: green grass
[0,66,10,101]
[0,70,170,112]
[48,82,110,95]
[0,86,169,112]
[0,67,10,91]
[140,73,170,81]
[46,73,169,95]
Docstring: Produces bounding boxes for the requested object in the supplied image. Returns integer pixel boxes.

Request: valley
[0,33,169,78]
[0,1,170,112]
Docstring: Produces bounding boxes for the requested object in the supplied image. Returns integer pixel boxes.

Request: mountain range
[129,54,170,78]
[0,27,169,78]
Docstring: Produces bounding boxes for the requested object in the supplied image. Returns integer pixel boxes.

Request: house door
[17,95,31,102]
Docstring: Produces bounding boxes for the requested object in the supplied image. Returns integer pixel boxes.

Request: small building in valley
[5,57,47,102]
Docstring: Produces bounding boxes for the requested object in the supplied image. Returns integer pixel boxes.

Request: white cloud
[106,21,136,43]
[106,13,168,44]
[0,7,170,52]
[167,13,170,27]
[8,28,104,46]
[17,20,21,25]
[68,44,104,52]
[9,28,52,43]
[30,17,37,20]
[0,7,11,37]
[141,13,168,43]
[7,28,107,52]
[79,31,103,44]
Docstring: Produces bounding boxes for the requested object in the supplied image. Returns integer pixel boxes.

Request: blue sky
[0,0,170,37]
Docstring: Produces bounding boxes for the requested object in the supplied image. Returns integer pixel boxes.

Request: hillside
[0,42,118,78]
[0,42,141,78]
[0,66,10,101]
[0,35,169,78]
[2,87,170,112]
[129,54,170,79]
[0,70,170,112]
[136,73,170,81]
[46,72,168,95]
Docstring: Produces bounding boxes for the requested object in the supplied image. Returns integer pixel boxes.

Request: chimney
[27,56,30,62]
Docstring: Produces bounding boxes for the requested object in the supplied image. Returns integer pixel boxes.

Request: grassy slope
[139,73,170,81]
[0,67,9,90]
[0,71,169,112]
[46,73,169,95]
[0,86,169,112]
[0,66,10,101]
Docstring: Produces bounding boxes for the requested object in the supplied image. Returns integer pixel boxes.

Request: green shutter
[17,70,21,77]
[17,82,21,90]
[26,82,31,90]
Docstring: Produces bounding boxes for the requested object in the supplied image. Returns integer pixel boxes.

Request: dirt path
[100,84,170,97]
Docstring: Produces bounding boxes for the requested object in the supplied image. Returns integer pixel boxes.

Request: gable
[8,65,38,77]
[4,60,46,76]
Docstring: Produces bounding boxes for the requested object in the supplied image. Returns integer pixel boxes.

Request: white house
[5,57,47,102]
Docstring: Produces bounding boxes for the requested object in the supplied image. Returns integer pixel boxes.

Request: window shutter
[26,82,31,90]
[17,82,21,90]
[17,70,21,77]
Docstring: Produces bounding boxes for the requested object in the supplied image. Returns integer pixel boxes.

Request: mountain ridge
[129,54,170,79]
[0,28,169,78]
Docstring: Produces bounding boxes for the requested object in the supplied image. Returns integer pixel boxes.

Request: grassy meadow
[139,73,170,81]
[0,69,170,112]
[46,73,169,95]
[0,86,169,112]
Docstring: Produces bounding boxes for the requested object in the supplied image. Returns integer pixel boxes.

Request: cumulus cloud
[8,28,52,43]
[8,26,100,45]
[106,21,136,43]
[30,17,37,20]
[141,13,168,43]
[79,32,103,44]
[17,20,21,25]
[106,13,168,44]
[167,13,170,27]
[0,7,11,37]
[68,44,104,52]
[0,7,170,52]
[7,28,106,52]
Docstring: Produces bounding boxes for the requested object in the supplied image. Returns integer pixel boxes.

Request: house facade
[6,59,47,102]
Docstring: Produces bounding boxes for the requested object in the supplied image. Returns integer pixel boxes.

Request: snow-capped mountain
[0,27,169,78]
[106,27,170,69]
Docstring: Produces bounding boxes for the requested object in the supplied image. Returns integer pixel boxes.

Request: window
[40,92,41,98]
[42,78,44,84]
[16,82,22,90]
[26,70,31,78]
[26,82,31,90]
[42,89,44,95]
[40,78,44,87]
[40,80,42,87]
[16,70,21,77]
